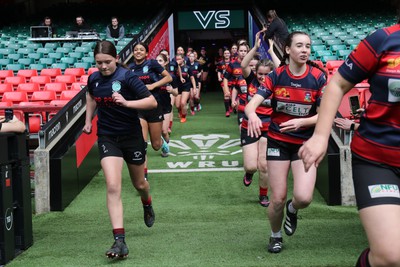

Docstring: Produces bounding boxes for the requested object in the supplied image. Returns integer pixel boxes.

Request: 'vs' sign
[178,10,245,30]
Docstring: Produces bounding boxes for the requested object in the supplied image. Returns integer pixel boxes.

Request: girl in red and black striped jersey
[224,42,249,122]
[245,31,327,253]
[217,49,232,116]
[241,30,275,207]
[300,12,400,266]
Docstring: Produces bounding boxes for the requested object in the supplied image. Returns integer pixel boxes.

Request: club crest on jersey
[143,66,149,73]
[184,67,188,72]
[112,81,122,93]
[304,92,312,102]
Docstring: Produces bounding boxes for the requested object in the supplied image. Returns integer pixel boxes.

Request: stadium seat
[62,42,78,49]
[50,99,69,106]
[80,74,89,83]
[0,101,12,107]
[29,63,46,72]
[321,55,338,64]
[60,90,79,100]
[4,76,26,89]
[16,83,40,99]
[0,58,13,68]
[55,47,72,55]
[70,82,86,90]
[44,82,68,97]
[87,67,98,75]
[40,68,62,81]
[0,84,13,96]
[18,101,45,133]
[74,46,91,55]
[74,62,92,70]
[17,47,34,57]
[17,69,38,82]
[29,76,50,92]
[25,43,42,51]
[81,56,95,64]
[64,68,85,79]
[6,63,24,74]
[48,52,64,62]
[36,47,54,56]
[44,42,59,49]
[28,52,43,63]
[8,53,22,62]
[31,90,57,104]
[39,57,56,67]
[68,52,84,61]
[326,60,344,74]
[0,69,14,82]
[2,91,28,104]
[54,75,76,89]
[337,49,352,59]
[60,57,77,67]
[51,63,68,72]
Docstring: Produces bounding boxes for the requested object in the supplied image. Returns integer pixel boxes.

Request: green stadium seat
[81,56,94,64]
[6,63,24,73]
[48,52,64,62]
[311,39,324,45]
[68,51,84,60]
[0,48,15,56]
[25,43,42,51]
[56,47,72,55]
[62,42,78,49]
[36,47,54,56]
[345,38,361,47]
[0,58,13,67]
[51,63,68,71]
[17,58,34,67]
[74,46,91,55]
[74,62,92,69]
[8,43,22,50]
[39,57,56,67]
[311,45,326,53]
[325,39,343,46]
[321,55,338,63]
[60,57,76,67]
[315,50,333,59]
[29,63,46,72]
[28,52,43,63]
[44,43,60,49]
[7,53,22,62]
[337,49,352,59]
[330,44,347,54]
[17,47,34,57]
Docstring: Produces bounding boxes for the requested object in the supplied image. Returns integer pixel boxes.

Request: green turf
[8,91,368,267]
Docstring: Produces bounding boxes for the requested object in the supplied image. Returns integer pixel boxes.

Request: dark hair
[156,53,168,62]
[94,40,117,58]
[266,10,278,20]
[133,42,148,53]
[279,31,327,78]
[111,16,118,21]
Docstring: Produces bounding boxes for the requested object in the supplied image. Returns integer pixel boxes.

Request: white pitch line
[148,167,243,173]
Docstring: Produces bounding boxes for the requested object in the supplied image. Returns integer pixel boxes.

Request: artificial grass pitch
[8,92,368,267]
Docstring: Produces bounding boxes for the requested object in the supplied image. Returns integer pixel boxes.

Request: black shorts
[178,83,191,94]
[240,127,267,146]
[237,111,244,125]
[97,134,146,165]
[138,105,164,123]
[267,137,301,161]
[352,154,400,210]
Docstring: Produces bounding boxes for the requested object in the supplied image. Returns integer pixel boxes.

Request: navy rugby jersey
[257,64,326,144]
[159,72,178,108]
[88,66,151,136]
[128,59,165,103]
[241,71,272,132]
[338,24,400,167]
[188,61,201,85]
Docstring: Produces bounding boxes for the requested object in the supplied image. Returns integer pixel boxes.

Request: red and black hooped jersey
[241,71,272,131]
[339,24,400,167]
[257,64,326,144]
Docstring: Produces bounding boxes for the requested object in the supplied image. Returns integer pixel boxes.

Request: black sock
[113,228,125,241]
[224,99,230,112]
[245,172,253,179]
[356,248,371,267]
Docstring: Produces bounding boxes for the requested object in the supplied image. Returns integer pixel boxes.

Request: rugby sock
[288,201,297,214]
[144,167,148,180]
[259,186,268,196]
[271,230,282,238]
[141,195,152,206]
[113,228,125,240]
[245,172,254,180]
[224,99,230,112]
[356,248,371,267]
[169,121,173,129]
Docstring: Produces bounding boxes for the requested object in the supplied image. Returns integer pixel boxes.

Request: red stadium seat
[17,69,39,82]
[31,90,57,104]
[325,60,344,74]
[0,83,13,94]
[313,60,324,69]
[40,68,62,81]
[359,88,372,109]
[50,99,69,106]
[30,75,51,90]
[60,90,79,100]
[16,83,40,99]
[44,82,68,97]
[2,91,29,104]
[0,69,14,83]
[79,74,89,83]
[0,101,12,107]
[70,82,86,91]
[87,67,98,75]
[54,75,77,89]
[4,76,26,90]
[64,67,85,79]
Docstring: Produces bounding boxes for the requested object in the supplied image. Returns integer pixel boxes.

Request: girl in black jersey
[83,41,157,259]
[156,53,178,157]
[129,43,172,166]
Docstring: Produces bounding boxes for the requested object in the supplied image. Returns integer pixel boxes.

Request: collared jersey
[339,24,400,167]
[88,66,151,136]
[257,64,326,144]
[128,59,165,103]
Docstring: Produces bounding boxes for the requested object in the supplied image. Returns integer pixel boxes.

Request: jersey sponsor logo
[387,57,400,68]
[368,184,400,198]
[344,58,353,70]
[143,66,149,73]
[267,148,280,157]
[290,82,301,88]
[276,101,312,116]
[193,10,230,29]
[112,80,121,93]
[388,78,400,102]
[275,88,290,98]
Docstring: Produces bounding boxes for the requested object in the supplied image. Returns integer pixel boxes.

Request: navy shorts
[266,137,301,161]
[138,105,164,123]
[352,154,400,210]
[240,127,267,146]
[97,134,146,165]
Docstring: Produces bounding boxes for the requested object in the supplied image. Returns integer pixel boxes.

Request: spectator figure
[40,16,56,37]
[106,16,125,42]
[72,16,91,32]
[0,112,25,133]
[299,5,400,266]
[263,10,289,52]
